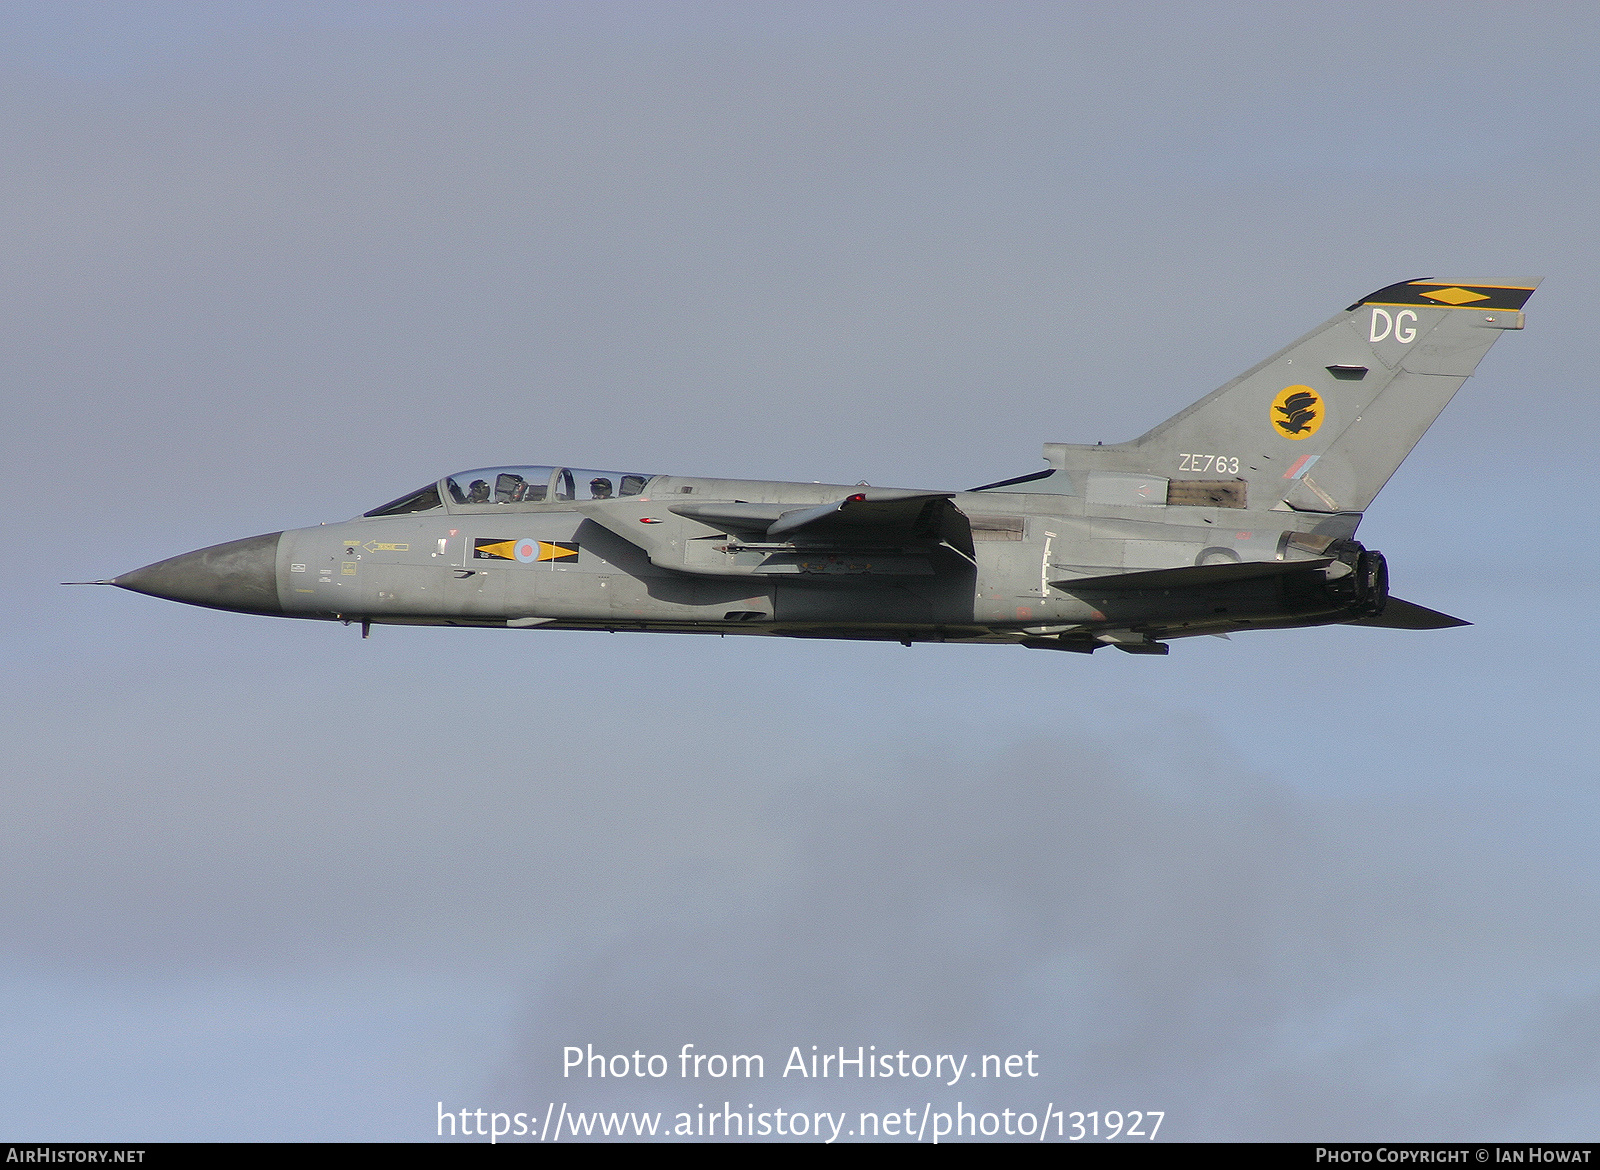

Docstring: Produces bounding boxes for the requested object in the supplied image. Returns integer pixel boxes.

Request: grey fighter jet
[95,278,1538,656]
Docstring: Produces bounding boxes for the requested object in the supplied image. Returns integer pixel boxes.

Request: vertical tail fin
[1046,278,1540,514]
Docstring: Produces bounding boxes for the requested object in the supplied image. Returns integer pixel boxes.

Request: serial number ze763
[1178,454,1239,474]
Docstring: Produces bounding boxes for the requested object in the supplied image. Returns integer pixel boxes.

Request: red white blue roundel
[513,538,539,564]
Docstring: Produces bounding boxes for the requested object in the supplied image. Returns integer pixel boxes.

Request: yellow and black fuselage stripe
[472,539,579,562]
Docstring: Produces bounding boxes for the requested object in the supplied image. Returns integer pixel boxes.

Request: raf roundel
[513,538,539,564]
[1271,384,1324,440]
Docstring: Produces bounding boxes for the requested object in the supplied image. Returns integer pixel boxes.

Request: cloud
[505,737,1600,1140]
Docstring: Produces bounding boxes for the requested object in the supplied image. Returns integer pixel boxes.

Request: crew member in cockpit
[589,477,614,499]
[466,479,491,503]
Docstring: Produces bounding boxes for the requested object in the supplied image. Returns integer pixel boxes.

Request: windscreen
[364,482,444,517]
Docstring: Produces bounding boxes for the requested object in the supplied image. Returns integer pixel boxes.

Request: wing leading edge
[671,489,957,543]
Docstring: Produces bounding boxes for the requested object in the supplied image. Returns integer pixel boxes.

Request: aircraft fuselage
[114,470,1382,655]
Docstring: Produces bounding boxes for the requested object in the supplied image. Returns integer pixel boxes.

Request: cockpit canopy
[445,466,653,506]
[364,465,655,517]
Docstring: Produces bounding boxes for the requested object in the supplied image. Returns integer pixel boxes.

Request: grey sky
[3,1,1598,1141]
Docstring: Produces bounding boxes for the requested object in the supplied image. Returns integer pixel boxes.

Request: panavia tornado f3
[95,278,1538,655]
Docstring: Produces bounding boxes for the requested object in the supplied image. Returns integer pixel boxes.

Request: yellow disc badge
[1271,385,1323,440]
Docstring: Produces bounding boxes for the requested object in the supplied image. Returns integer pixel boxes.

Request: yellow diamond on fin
[1419,286,1489,305]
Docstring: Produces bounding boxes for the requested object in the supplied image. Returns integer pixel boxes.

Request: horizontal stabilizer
[1345,597,1469,630]
[1052,558,1331,593]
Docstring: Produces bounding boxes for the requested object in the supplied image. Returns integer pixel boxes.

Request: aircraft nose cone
[113,531,284,615]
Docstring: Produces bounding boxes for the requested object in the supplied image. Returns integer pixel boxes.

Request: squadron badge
[1271,385,1323,440]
